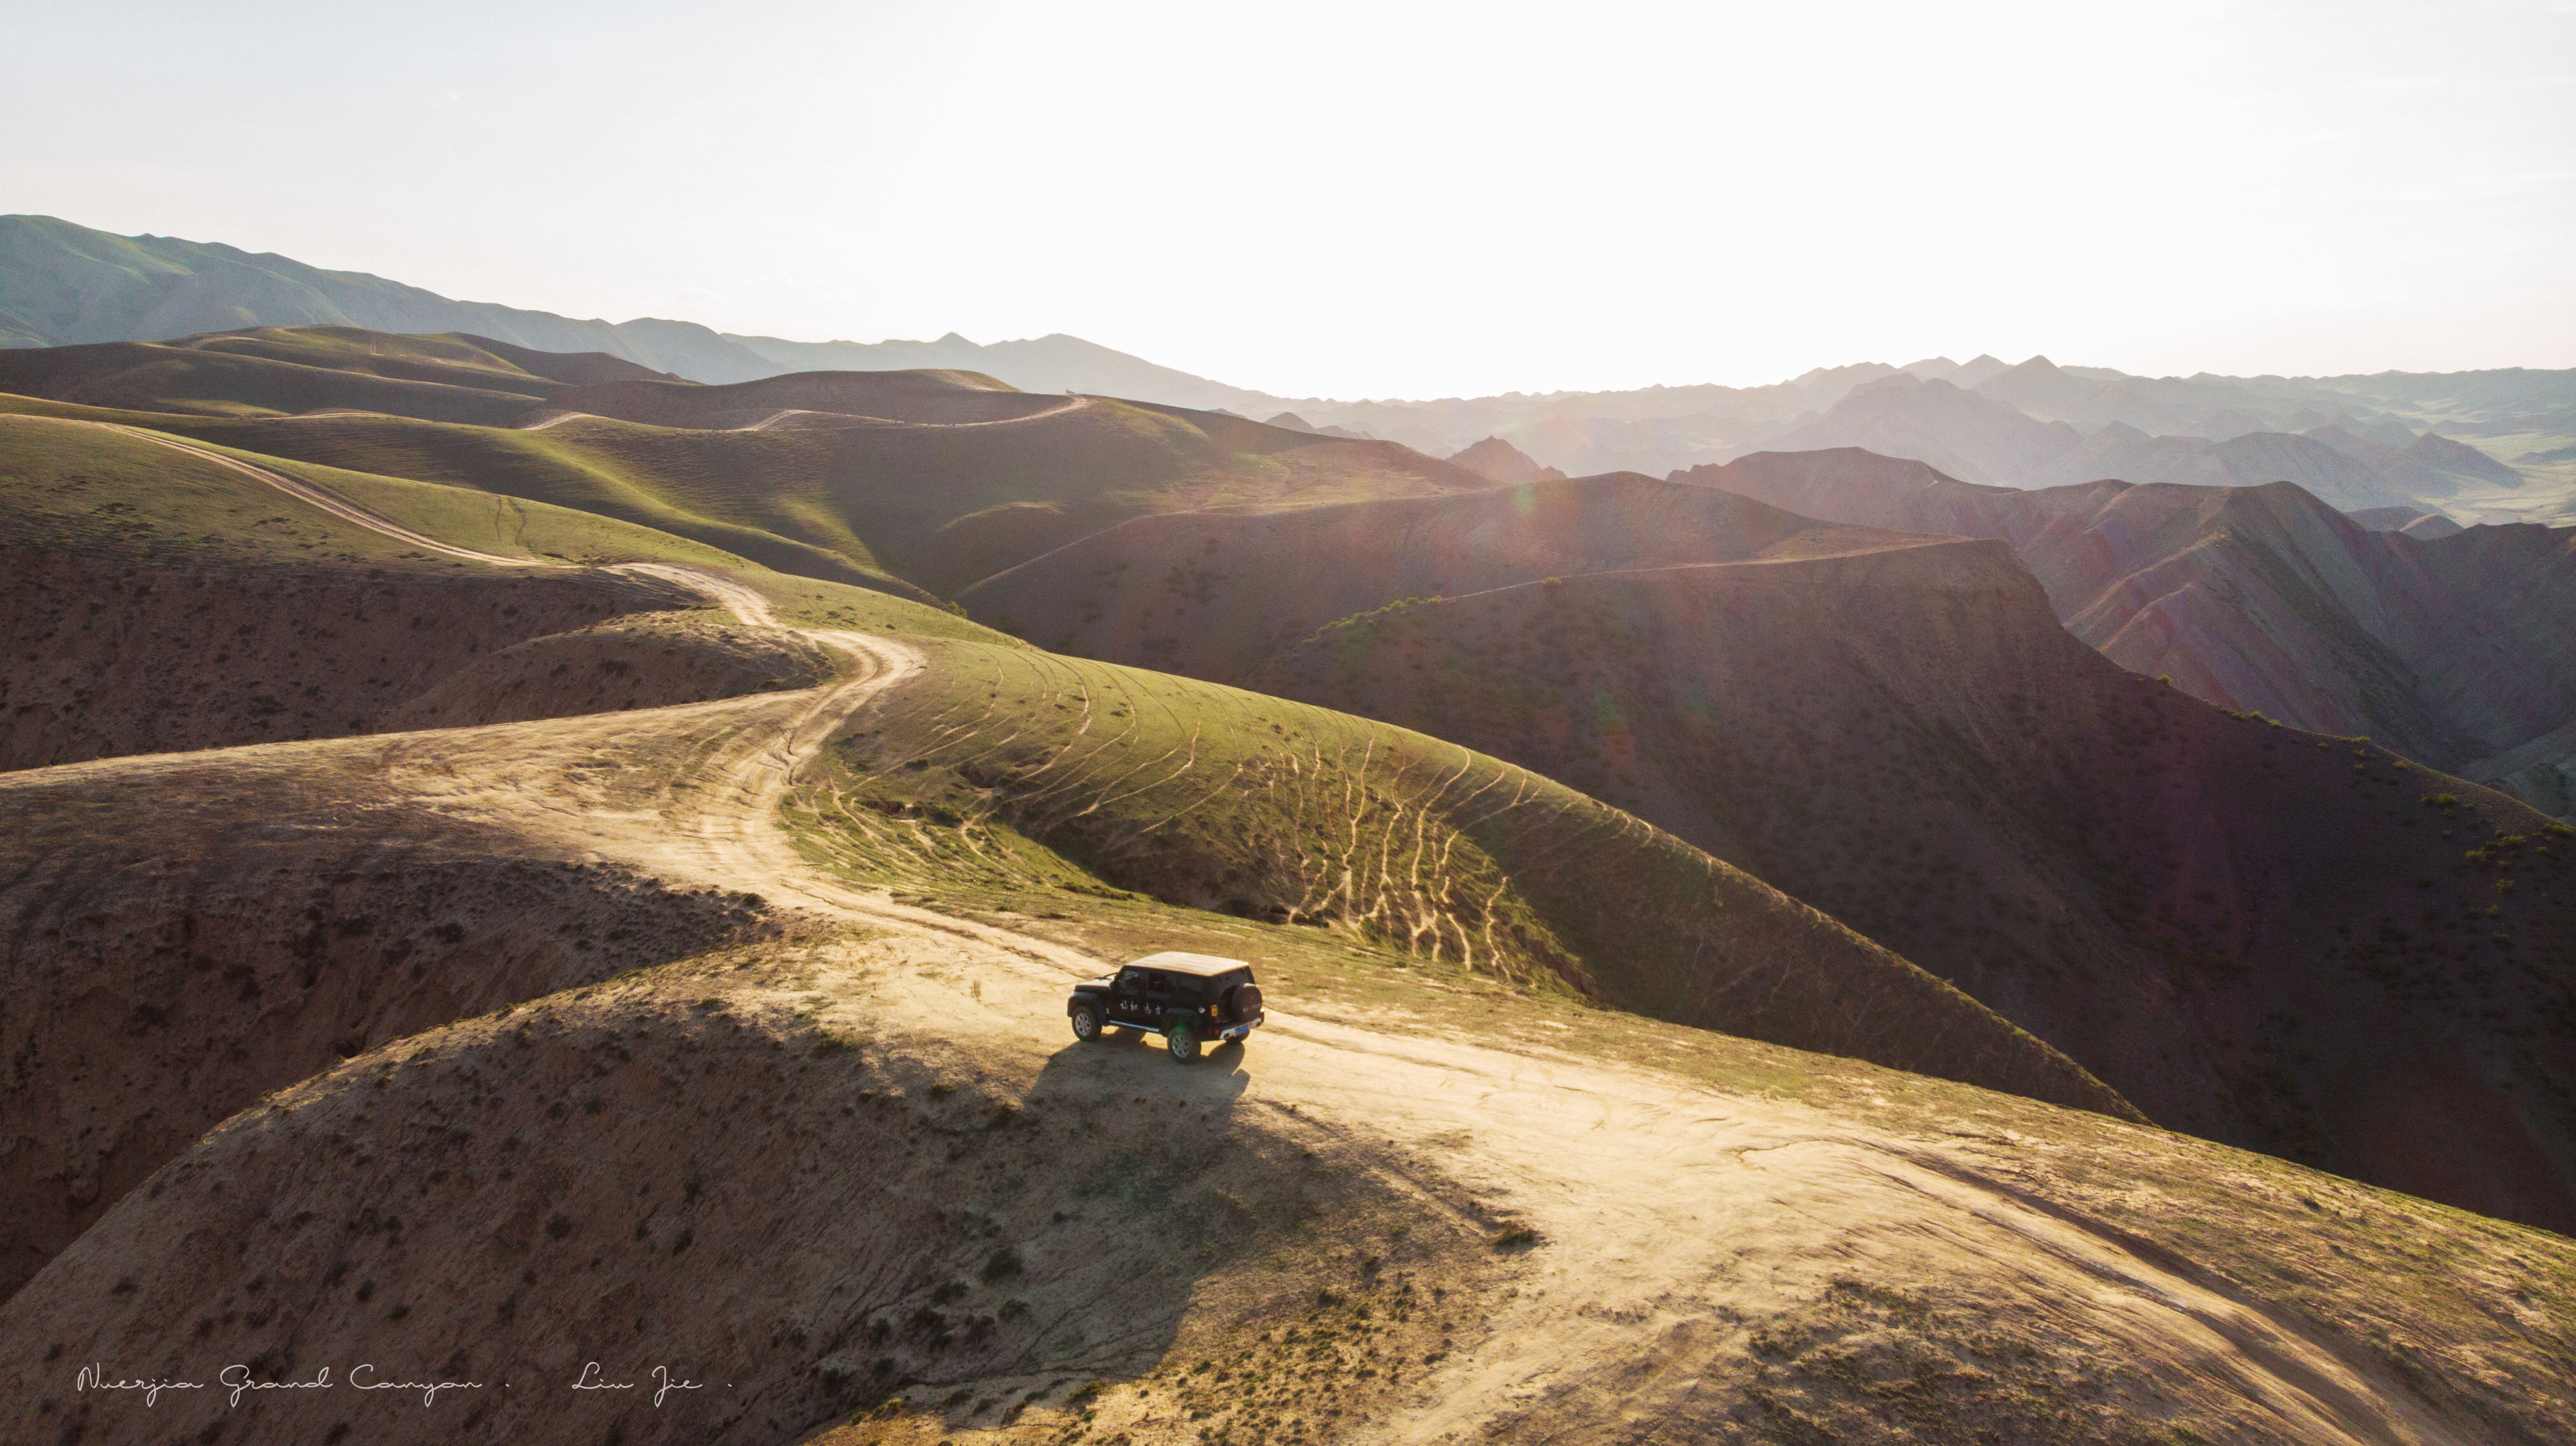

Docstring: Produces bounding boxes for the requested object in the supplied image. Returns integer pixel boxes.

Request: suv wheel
[1167,1021,1200,1062]
[1070,1002,1102,1042]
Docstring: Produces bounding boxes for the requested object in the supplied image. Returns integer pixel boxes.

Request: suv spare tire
[1226,983,1264,1023]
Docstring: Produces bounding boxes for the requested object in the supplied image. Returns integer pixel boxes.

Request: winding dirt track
[29,424,2492,1443]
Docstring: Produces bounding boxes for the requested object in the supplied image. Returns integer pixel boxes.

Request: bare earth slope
[865,461,2575,1226]
[0,419,2124,1274]
[1238,538,2576,1230]
[1,430,2572,1443]
[0,415,839,768]
[0,530,2565,1444]
[1445,435,1565,485]
[787,635,2122,1115]
[6,335,2576,1442]
[947,463,2576,1223]
[1689,448,2576,813]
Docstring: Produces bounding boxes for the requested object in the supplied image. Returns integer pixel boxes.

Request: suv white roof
[1123,951,1251,978]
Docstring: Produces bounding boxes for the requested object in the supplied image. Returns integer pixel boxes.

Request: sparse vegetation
[782,635,2131,1114]
[4,323,2573,1446]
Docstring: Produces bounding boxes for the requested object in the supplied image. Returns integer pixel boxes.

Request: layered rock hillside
[1687,447,2576,815]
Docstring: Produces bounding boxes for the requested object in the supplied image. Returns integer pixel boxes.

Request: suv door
[1165,974,1205,1025]
[1109,967,1150,1025]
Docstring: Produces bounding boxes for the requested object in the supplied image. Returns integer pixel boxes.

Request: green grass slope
[141,325,671,391]
[0,393,935,595]
[786,635,2136,1119]
[0,327,1502,598]
[502,384,1504,594]
[0,328,615,425]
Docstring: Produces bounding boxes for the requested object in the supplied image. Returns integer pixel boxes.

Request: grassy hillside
[508,388,1502,594]
[0,407,2117,1116]
[0,411,711,565]
[7,351,2576,1441]
[937,460,2576,1227]
[959,471,1938,678]
[0,413,1001,765]
[3,715,2570,1444]
[785,635,2133,1117]
[134,325,672,391]
[1237,539,2576,1230]
[0,327,642,425]
[0,327,1501,596]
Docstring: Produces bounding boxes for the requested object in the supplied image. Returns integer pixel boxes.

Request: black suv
[1067,951,1264,1062]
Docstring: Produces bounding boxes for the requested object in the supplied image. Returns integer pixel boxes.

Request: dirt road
[18,424,2517,1444]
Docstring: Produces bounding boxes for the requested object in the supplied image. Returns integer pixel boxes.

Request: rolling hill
[0,326,1500,598]
[14,214,2568,524]
[958,472,1931,675]
[0,412,929,768]
[950,469,2576,1228]
[0,325,672,426]
[1686,448,2576,814]
[1444,436,1567,484]
[1240,538,2576,1229]
[6,334,2576,1443]
[0,404,2139,1295]
[9,328,2560,820]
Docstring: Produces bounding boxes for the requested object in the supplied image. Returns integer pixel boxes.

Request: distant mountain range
[4,213,2569,522]
[0,214,1278,410]
[1756,364,2540,514]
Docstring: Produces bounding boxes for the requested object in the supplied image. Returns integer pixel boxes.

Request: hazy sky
[7,0,2572,397]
